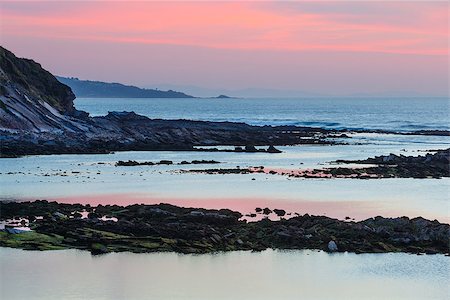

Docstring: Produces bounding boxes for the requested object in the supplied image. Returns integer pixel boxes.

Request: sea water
[75,97,450,132]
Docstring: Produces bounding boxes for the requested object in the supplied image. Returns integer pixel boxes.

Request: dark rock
[88,212,101,219]
[1,201,449,255]
[263,208,272,215]
[245,145,258,152]
[90,243,109,255]
[267,145,282,153]
[273,209,286,217]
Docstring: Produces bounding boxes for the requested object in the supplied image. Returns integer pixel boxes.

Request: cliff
[0,47,337,157]
[0,47,88,132]
[0,47,75,114]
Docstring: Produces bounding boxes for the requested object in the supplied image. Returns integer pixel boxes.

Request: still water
[1,133,449,222]
[0,247,448,300]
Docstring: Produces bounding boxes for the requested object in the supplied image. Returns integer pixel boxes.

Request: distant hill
[56,76,194,98]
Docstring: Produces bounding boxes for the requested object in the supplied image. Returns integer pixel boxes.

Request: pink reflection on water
[39,192,449,223]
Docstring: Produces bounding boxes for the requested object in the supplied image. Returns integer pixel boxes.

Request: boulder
[327,240,338,252]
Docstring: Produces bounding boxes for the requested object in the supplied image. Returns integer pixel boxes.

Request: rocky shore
[187,149,450,179]
[0,47,346,157]
[1,201,448,255]
[1,46,449,158]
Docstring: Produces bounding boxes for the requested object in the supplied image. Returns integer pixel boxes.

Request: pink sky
[0,1,448,96]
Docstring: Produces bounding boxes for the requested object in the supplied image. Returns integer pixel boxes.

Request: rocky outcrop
[189,149,450,179]
[0,47,75,115]
[0,47,86,132]
[1,201,449,255]
[0,46,448,157]
[0,47,343,157]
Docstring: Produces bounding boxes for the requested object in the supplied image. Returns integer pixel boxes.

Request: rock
[273,209,286,217]
[189,211,205,217]
[255,207,262,213]
[88,212,101,219]
[52,212,66,220]
[327,240,338,252]
[191,160,220,164]
[276,231,292,239]
[90,243,109,255]
[263,208,272,215]
[267,145,282,153]
[245,145,258,152]
[72,212,83,219]
[116,160,154,166]
[211,234,222,243]
[2,201,449,255]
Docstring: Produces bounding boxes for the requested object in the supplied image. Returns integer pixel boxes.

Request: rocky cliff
[0,46,339,157]
[0,47,88,132]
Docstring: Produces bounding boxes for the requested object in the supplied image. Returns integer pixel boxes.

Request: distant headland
[56,76,194,98]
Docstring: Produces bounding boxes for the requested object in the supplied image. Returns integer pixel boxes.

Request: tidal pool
[1,134,449,222]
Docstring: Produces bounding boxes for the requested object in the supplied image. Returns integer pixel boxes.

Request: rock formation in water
[0,201,448,255]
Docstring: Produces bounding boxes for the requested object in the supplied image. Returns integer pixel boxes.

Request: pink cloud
[1,1,447,56]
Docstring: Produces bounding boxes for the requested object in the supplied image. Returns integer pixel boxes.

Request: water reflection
[1,248,448,300]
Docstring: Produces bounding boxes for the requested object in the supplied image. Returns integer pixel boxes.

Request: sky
[0,1,448,97]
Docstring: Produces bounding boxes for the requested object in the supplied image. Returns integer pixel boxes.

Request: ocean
[75,97,450,132]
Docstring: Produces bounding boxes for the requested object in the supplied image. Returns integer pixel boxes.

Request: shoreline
[1,126,449,158]
[1,200,448,255]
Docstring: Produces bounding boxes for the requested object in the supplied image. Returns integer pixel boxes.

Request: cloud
[1,1,447,55]
[0,1,447,95]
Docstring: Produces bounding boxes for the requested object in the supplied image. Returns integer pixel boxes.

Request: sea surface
[2,97,450,299]
[75,97,450,132]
